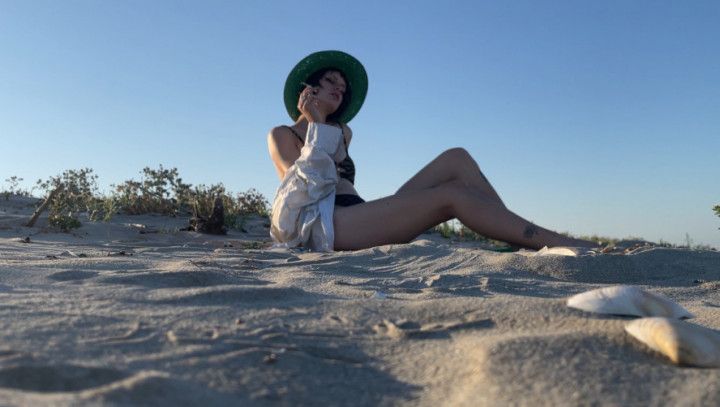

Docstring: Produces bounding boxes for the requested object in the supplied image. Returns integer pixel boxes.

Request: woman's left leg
[391,147,594,248]
[395,147,505,207]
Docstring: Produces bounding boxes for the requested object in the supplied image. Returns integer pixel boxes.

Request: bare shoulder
[268,125,292,139]
[268,125,300,145]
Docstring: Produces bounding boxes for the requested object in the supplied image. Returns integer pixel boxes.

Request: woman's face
[312,70,346,115]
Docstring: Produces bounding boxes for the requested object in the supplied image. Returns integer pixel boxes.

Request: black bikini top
[285,125,357,185]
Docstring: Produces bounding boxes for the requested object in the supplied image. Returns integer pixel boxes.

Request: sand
[1,195,719,406]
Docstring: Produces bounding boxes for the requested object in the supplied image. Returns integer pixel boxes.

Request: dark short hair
[303,68,352,125]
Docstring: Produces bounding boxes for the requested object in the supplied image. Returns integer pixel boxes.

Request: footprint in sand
[48,270,99,282]
[0,366,235,404]
[99,270,269,289]
[147,286,324,306]
[374,317,494,340]
[0,365,127,392]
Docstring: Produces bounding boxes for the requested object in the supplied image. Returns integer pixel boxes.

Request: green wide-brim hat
[284,50,368,124]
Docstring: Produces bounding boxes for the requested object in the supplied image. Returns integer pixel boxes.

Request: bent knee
[433,183,472,213]
[438,183,495,212]
[441,147,472,163]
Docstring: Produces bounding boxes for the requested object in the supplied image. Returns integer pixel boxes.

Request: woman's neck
[292,117,309,137]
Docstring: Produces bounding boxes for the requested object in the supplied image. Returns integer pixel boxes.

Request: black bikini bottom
[335,194,365,207]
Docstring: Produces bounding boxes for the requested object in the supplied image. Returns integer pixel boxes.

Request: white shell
[535,246,578,257]
[566,285,693,318]
[625,317,720,367]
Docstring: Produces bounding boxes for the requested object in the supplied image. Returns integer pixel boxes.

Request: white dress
[270,122,347,252]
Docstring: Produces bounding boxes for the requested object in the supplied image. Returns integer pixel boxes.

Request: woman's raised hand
[297,85,326,124]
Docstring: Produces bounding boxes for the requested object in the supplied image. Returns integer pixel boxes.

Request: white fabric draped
[270,123,347,252]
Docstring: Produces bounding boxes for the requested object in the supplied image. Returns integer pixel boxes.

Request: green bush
[435,221,454,238]
[88,196,118,222]
[26,165,272,233]
[2,176,31,199]
[48,214,83,231]
[112,165,192,216]
[236,188,271,217]
[36,168,100,231]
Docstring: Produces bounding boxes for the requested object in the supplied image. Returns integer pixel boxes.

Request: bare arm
[267,126,302,181]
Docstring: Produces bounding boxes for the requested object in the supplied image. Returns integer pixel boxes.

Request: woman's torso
[285,125,360,196]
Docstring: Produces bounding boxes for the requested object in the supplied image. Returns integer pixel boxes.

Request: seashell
[625,317,720,367]
[535,246,578,257]
[566,285,693,318]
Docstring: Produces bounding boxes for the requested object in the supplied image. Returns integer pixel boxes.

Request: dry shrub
[112,165,192,216]
[35,168,99,231]
[28,165,272,233]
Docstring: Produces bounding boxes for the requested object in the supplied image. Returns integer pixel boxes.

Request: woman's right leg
[333,184,596,251]
[333,186,455,251]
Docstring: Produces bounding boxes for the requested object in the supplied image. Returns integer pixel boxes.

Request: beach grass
[4,167,271,232]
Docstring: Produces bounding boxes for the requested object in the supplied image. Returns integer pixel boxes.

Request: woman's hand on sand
[297,85,326,124]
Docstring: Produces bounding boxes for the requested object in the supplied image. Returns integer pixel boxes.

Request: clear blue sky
[1,0,719,248]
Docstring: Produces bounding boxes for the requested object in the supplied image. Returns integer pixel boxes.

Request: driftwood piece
[26,185,63,228]
[188,196,227,235]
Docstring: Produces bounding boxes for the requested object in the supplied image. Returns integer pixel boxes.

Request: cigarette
[301,82,318,96]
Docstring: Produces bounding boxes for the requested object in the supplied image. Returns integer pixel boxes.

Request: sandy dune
[1,196,718,406]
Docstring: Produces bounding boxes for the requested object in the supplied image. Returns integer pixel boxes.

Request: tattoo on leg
[523,224,539,239]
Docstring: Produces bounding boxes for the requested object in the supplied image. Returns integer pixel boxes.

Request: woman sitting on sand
[268,50,596,252]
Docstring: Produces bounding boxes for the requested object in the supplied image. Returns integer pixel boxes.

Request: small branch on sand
[26,185,63,228]
[187,196,227,235]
